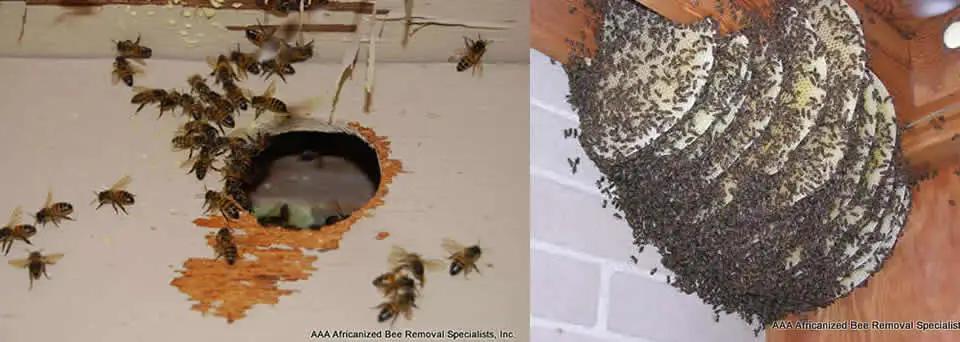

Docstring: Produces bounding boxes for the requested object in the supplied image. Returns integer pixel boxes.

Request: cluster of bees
[110,30,323,267]
[4,175,139,290]
[371,239,483,325]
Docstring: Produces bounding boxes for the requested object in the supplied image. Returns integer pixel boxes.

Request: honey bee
[229,44,261,80]
[0,207,37,255]
[221,81,250,111]
[245,19,278,48]
[260,58,296,83]
[442,239,483,277]
[202,105,236,133]
[203,190,243,220]
[115,34,152,60]
[130,87,168,114]
[94,175,135,215]
[8,251,63,290]
[171,92,199,118]
[187,74,226,106]
[207,54,237,85]
[251,81,288,119]
[35,190,74,228]
[450,35,492,76]
[388,246,443,287]
[375,284,418,325]
[372,270,417,297]
[182,145,221,180]
[213,227,238,265]
[112,56,143,87]
[280,40,314,63]
[171,133,208,159]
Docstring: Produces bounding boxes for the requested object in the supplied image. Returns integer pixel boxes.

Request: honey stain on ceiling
[169,121,403,323]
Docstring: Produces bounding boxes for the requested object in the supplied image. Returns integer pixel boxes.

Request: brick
[531,50,577,114]
[531,326,613,342]
[530,104,605,187]
[532,175,662,267]
[606,272,760,342]
[531,249,601,326]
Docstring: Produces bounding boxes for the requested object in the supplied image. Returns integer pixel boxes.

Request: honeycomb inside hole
[243,131,381,229]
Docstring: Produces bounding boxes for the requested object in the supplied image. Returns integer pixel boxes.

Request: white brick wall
[529,49,762,342]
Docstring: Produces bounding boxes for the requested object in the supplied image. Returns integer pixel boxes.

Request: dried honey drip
[170,122,403,323]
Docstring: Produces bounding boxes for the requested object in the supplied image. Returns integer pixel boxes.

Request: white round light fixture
[945,21,960,49]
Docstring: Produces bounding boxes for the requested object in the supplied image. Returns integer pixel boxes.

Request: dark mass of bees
[564,0,915,333]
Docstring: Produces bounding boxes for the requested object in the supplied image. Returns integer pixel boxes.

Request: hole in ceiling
[245,130,380,230]
[945,21,960,49]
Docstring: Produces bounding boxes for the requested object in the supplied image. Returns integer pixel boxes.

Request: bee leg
[118,204,129,215]
[136,103,147,113]
[28,274,33,291]
[96,201,105,210]
[42,265,49,279]
[21,237,32,245]
[111,203,119,214]
[472,263,481,274]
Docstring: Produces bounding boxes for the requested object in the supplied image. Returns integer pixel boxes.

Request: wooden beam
[22,0,389,14]
[225,23,356,32]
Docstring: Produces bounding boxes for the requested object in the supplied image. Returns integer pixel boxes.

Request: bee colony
[0,0,527,339]
[565,0,912,331]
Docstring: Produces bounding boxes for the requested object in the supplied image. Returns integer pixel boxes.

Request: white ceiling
[0,0,528,63]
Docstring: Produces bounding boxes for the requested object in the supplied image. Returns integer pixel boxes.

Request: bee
[450,35,492,76]
[372,270,417,297]
[130,87,168,114]
[244,19,278,48]
[187,74,225,105]
[94,175,135,215]
[375,284,418,325]
[171,133,209,159]
[0,207,37,255]
[112,56,142,87]
[183,145,221,180]
[115,34,152,60]
[202,105,236,133]
[214,227,238,265]
[207,54,237,85]
[8,251,64,290]
[221,81,250,111]
[442,239,483,277]
[280,40,314,63]
[388,246,443,287]
[203,190,243,220]
[260,58,296,83]
[170,92,199,118]
[35,190,74,228]
[251,81,289,119]
[229,44,261,80]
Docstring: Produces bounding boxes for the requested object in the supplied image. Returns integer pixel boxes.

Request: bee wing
[129,58,148,66]
[41,253,64,264]
[387,245,410,266]
[240,87,254,99]
[8,258,30,269]
[129,63,145,75]
[205,56,218,69]
[131,85,152,94]
[179,155,198,169]
[7,206,23,227]
[109,175,133,191]
[43,189,54,208]
[448,48,467,63]
[264,80,277,98]
[111,70,121,85]
[422,258,445,271]
[441,238,465,254]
